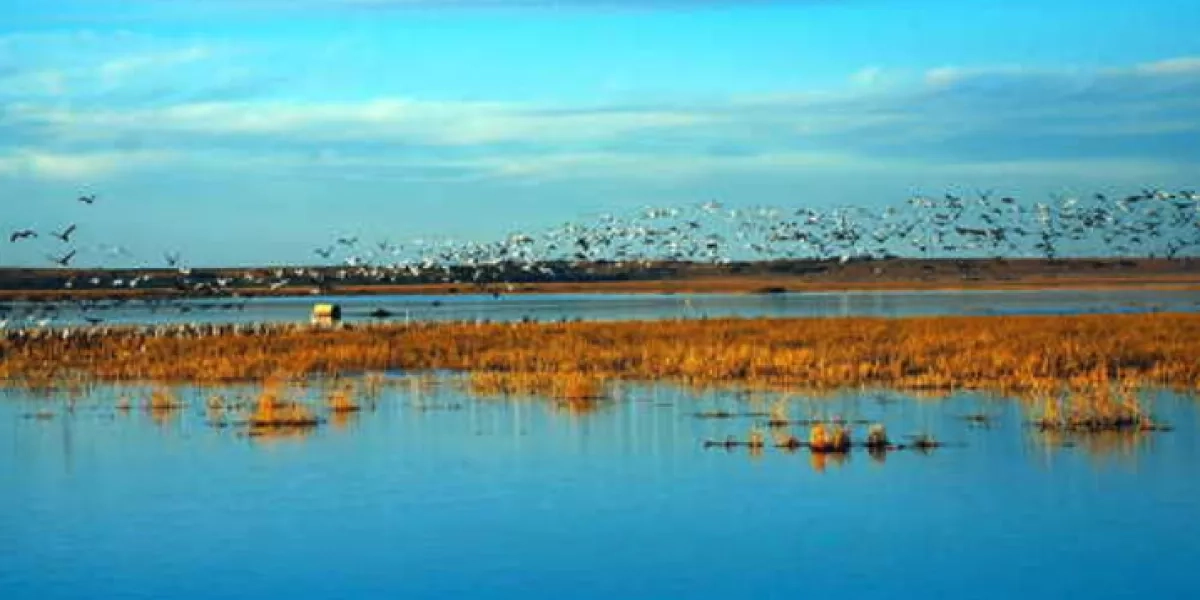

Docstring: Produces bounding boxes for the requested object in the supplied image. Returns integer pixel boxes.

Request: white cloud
[471,151,864,181]
[0,31,231,100]
[98,45,213,84]
[850,66,884,87]
[0,149,177,180]
[0,69,68,96]
[922,64,1041,86]
[1133,57,1200,75]
[932,157,1196,180]
[2,54,1199,183]
[15,99,713,145]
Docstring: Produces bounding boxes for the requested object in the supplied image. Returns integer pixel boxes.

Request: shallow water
[6,288,1200,328]
[3,376,1198,599]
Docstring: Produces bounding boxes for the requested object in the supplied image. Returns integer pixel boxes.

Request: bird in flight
[53,224,77,243]
[49,250,76,267]
[164,251,181,267]
[10,229,36,243]
[78,194,97,204]
[314,247,334,259]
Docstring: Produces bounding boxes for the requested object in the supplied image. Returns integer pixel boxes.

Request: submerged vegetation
[1030,380,1170,432]
[468,370,606,401]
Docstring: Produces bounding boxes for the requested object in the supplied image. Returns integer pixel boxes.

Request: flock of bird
[7,195,91,266]
[2,188,1198,332]
[298,188,1200,276]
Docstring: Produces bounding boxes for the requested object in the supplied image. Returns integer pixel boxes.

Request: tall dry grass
[2,315,1200,399]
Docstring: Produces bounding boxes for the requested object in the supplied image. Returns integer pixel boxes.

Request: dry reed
[248,382,321,431]
[3,315,1200,402]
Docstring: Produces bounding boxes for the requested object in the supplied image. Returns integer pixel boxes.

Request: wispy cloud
[1133,57,1200,75]
[98,45,214,84]
[2,45,1199,183]
[0,31,247,102]
[0,148,177,179]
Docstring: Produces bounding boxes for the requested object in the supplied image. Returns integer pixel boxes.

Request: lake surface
[6,288,1200,328]
[3,375,1198,599]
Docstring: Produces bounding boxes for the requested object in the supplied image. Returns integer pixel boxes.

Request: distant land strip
[1,258,1199,301]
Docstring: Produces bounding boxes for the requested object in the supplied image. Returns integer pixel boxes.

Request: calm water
[7,288,1200,328]
[3,376,1198,599]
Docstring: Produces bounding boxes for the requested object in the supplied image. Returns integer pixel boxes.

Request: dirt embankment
[1,258,1198,301]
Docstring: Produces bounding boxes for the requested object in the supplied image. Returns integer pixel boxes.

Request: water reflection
[2,375,1192,469]
[810,451,848,473]
[1031,429,1156,470]
[329,408,358,431]
[4,374,1199,599]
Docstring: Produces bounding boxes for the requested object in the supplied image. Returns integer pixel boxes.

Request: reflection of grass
[146,386,183,425]
[327,387,361,413]
[5,314,1200,401]
[469,371,605,401]
[148,387,183,411]
[1033,427,1153,467]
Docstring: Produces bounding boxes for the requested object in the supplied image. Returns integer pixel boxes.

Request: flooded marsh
[3,375,1199,599]
[5,313,1200,397]
[5,298,1200,599]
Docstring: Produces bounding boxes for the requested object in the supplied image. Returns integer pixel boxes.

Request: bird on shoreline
[4,186,1195,306]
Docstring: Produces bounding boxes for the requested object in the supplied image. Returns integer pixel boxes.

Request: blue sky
[2,0,1199,267]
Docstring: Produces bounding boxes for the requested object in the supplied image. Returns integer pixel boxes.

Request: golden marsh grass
[4,315,1200,401]
[247,382,321,432]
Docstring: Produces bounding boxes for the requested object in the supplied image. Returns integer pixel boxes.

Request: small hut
[311,303,342,327]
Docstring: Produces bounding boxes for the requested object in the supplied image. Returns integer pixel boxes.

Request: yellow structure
[311,303,342,327]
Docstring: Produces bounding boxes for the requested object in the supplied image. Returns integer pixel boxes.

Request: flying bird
[49,250,76,267]
[78,194,97,204]
[53,224,77,243]
[10,229,36,243]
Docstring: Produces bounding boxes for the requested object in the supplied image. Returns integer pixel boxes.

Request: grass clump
[248,383,321,432]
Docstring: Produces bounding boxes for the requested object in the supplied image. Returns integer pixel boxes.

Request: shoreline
[2,257,1199,301]
[3,278,1199,302]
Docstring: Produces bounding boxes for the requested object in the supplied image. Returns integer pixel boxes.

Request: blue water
[5,288,1200,328]
[3,377,1198,599]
